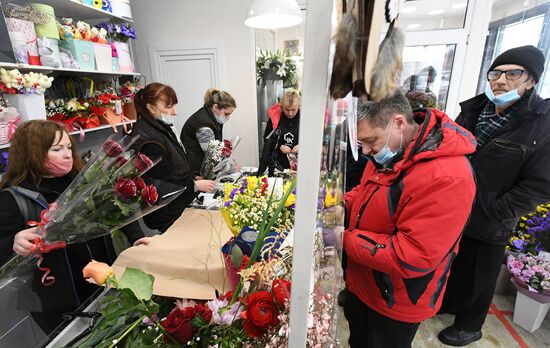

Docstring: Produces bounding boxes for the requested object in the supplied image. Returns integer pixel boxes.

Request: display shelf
[0,120,135,150]
[11,0,132,23]
[0,62,141,78]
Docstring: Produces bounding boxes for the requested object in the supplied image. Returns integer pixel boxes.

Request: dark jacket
[0,175,117,313]
[180,106,223,175]
[344,109,476,323]
[132,112,196,232]
[456,90,550,244]
[258,104,300,173]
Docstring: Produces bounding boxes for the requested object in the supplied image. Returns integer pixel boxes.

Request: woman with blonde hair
[181,87,237,176]
[258,89,301,175]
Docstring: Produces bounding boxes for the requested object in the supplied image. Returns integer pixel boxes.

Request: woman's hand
[195,180,216,193]
[291,145,300,154]
[133,237,154,246]
[13,227,41,256]
[280,145,292,154]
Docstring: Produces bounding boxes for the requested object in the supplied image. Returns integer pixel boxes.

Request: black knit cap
[489,45,546,83]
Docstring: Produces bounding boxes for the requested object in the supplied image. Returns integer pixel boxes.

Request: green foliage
[118,268,155,302]
[256,49,300,89]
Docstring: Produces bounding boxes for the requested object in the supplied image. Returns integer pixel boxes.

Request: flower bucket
[123,102,137,120]
[4,94,46,121]
[511,277,550,332]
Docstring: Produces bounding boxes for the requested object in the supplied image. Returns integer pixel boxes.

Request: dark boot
[438,326,482,346]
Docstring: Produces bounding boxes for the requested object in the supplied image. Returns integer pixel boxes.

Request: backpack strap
[3,186,48,223]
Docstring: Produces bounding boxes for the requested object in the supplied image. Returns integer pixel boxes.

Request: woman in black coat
[0,120,150,335]
[180,88,236,176]
[131,83,215,231]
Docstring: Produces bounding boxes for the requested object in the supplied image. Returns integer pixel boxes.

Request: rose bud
[114,177,138,199]
[82,260,114,285]
[141,185,159,205]
[102,139,123,157]
[133,177,146,191]
[134,153,154,172]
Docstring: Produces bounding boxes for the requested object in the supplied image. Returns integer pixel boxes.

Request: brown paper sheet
[113,209,233,300]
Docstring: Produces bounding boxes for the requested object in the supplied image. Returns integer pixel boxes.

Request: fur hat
[489,45,545,83]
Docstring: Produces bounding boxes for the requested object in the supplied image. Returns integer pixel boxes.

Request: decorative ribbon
[6,117,19,140]
[27,204,67,286]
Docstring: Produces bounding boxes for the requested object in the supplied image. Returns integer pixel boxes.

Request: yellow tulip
[324,188,338,208]
[83,260,114,285]
[285,193,296,207]
[247,176,259,191]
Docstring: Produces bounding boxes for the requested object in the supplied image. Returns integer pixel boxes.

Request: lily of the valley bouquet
[200,139,234,180]
[0,134,185,290]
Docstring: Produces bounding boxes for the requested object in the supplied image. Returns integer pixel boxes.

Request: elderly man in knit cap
[439,45,550,346]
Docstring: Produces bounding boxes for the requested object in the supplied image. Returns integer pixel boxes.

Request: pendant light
[244,0,303,29]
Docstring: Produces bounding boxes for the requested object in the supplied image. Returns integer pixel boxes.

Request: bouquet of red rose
[0,134,185,290]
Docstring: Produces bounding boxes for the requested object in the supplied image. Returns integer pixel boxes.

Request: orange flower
[82,260,114,285]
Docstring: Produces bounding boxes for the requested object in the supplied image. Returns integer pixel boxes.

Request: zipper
[358,234,386,255]
[354,186,380,229]
[493,138,529,158]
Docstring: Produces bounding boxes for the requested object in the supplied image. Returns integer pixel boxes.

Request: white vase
[4,94,46,122]
[513,290,550,332]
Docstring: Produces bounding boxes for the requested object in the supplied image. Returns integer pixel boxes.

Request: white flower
[276,63,287,77]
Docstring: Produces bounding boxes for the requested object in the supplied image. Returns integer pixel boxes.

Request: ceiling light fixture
[407,23,420,29]
[452,2,468,9]
[244,0,303,29]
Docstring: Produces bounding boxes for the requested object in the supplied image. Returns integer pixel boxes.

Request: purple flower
[512,238,528,251]
[207,299,243,326]
[229,188,238,200]
[224,200,231,208]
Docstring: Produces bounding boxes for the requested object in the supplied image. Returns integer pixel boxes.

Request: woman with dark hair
[181,88,237,176]
[132,83,215,231]
[0,120,149,336]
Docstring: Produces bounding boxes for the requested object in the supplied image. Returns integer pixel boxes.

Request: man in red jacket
[343,91,476,347]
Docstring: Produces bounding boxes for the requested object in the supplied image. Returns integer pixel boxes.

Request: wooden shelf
[11,0,133,23]
[0,62,141,78]
[0,120,136,150]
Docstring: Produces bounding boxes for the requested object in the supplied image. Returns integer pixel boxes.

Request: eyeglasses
[487,69,526,81]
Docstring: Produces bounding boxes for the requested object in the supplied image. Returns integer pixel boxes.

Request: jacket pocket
[373,270,394,308]
[492,138,531,159]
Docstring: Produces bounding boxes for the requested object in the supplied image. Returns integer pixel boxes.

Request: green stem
[107,315,144,348]
[230,179,296,304]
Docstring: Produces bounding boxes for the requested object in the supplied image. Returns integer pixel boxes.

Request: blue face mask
[485,84,522,108]
[215,114,228,124]
[372,122,403,165]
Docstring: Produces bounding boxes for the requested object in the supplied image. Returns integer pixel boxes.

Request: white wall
[131,0,259,166]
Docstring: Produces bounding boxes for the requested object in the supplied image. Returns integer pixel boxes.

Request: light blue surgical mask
[215,114,228,124]
[160,115,174,125]
[485,84,522,108]
[372,122,403,165]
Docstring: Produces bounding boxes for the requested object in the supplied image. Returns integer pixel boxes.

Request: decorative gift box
[93,42,112,72]
[59,39,95,71]
[4,94,47,121]
[5,18,40,65]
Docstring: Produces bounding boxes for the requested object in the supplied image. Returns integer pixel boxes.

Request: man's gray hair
[357,91,414,128]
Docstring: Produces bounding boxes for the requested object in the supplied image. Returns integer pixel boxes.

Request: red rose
[98,95,112,105]
[194,303,212,323]
[241,291,279,337]
[221,289,234,301]
[103,139,123,157]
[260,177,269,195]
[162,307,195,344]
[114,177,137,199]
[115,156,128,167]
[141,185,159,205]
[135,153,154,172]
[272,279,291,308]
[133,177,146,191]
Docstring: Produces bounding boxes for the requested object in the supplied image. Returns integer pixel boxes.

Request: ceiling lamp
[244,0,303,29]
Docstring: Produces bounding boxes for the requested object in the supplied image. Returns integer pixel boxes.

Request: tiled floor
[336,295,550,347]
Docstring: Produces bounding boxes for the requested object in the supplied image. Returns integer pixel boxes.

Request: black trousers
[441,235,507,331]
[343,290,420,348]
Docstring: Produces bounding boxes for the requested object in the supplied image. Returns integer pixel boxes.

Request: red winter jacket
[344,109,476,323]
